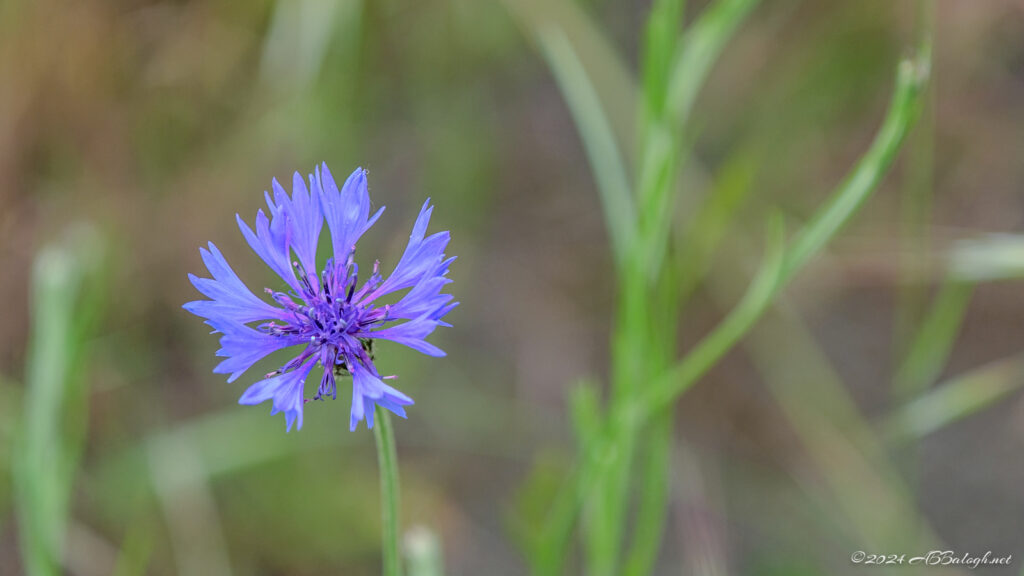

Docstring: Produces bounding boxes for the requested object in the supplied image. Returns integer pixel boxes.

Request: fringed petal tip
[348,398,412,432]
[237,360,315,431]
[348,361,414,431]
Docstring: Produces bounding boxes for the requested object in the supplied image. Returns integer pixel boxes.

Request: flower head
[185,164,456,431]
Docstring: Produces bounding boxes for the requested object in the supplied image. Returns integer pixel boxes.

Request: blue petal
[318,164,384,261]
[363,200,450,302]
[387,255,457,322]
[361,313,446,357]
[348,359,414,431]
[239,359,317,431]
[210,322,305,383]
[269,172,322,276]
[236,209,301,294]
[183,243,291,326]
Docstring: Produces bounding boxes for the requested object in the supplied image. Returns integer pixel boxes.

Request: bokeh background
[2,1,1024,574]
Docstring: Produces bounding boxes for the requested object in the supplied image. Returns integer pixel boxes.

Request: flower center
[257,257,390,402]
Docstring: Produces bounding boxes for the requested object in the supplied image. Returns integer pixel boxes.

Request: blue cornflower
[184,164,456,431]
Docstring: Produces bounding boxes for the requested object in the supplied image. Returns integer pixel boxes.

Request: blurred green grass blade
[260,0,356,91]
[13,226,104,576]
[569,380,602,451]
[618,265,682,576]
[373,407,402,576]
[666,0,760,128]
[639,43,930,419]
[784,55,929,279]
[147,432,233,576]
[545,43,930,576]
[93,377,527,517]
[110,520,153,576]
[524,4,930,573]
[885,355,1024,444]
[621,414,672,576]
[638,214,785,418]
[635,0,758,280]
[592,2,759,568]
[895,1,935,356]
[94,409,329,501]
[405,526,444,576]
[0,376,22,533]
[583,423,635,576]
[502,0,637,160]
[641,0,685,128]
[676,149,758,304]
[705,224,946,552]
[733,297,943,551]
[512,450,580,576]
[536,24,635,265]
[949,234,1024,281]
[549,216,785,576]
[582,216,782,576]
[894,277,974,399]
[632,124,681,279]
[591,1,753,565]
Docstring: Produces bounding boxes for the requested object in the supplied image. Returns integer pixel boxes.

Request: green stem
[374,407,402,576]
[535,47,929,570]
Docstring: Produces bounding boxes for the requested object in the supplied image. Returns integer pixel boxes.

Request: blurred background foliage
[2,0,1024,575]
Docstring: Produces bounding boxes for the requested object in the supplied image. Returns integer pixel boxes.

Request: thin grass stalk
[375,407,403,576]
[894,0,936,362]
[642,53,929,420]
[536,46,928,574]
[590,2,760,572]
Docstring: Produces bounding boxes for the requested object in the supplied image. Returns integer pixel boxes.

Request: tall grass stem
[374,406,403,576]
